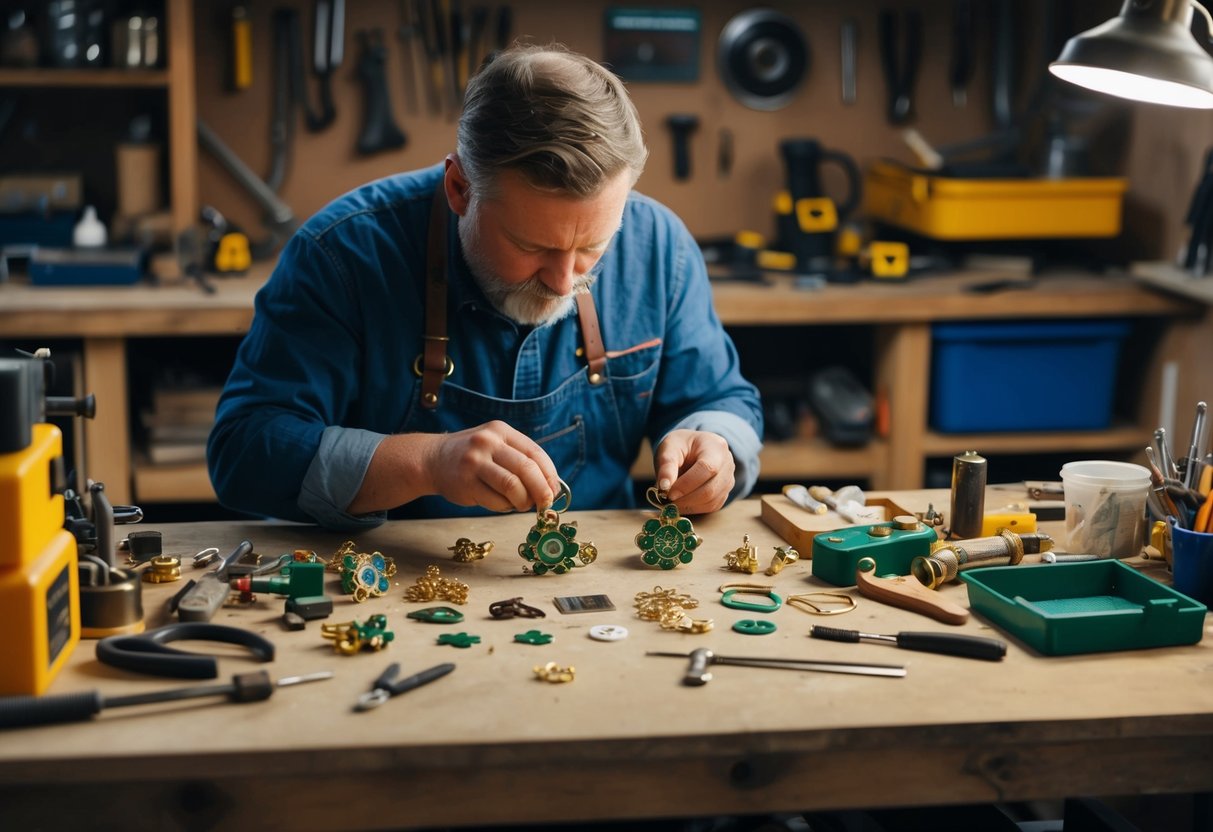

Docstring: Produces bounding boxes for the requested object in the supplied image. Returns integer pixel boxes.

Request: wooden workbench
[1,489,1209,830]
[0,266,1201,507]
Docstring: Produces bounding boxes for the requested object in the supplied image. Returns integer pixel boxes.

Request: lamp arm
[1194,1,1213,43]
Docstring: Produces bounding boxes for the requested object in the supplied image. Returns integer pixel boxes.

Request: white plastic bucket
[1060,460,1151,558]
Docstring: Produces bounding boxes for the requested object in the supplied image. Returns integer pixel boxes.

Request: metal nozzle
[912,529,1053,589]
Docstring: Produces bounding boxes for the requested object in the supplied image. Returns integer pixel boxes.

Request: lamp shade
[1049,0,1213,108]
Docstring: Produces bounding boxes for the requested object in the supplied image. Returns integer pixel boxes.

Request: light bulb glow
[1050,63,1213,108]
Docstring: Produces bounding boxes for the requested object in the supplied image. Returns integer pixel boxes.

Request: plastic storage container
[961,560,1206,655]
[863,161,1127,240]
[930,319,1130,433]
[1060,460,1150,558]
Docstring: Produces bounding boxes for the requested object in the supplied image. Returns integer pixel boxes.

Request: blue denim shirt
[208,164,763,528]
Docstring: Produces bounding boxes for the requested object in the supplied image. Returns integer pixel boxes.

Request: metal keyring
[548,478,573,514]
[786,592,857,616]
[645,486,669,509]
[411,354,454,378]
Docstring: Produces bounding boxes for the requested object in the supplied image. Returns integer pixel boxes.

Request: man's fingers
[654,440,688,493]
[665,456,716,502]
[490,443,556,511]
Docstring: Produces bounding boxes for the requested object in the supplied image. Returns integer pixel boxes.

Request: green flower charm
[517,480,597,575]
[636,488,702,570]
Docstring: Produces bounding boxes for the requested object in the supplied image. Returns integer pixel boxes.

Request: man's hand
[347,422,560,516]
[428,420,561,512]
[654,429,735,515]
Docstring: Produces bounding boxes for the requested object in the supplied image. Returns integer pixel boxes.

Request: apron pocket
[535,415,586,485]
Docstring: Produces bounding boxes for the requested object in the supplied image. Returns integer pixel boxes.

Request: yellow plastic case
[863,161,1127,240]
[0,423,67,568]
[0,529,79,695]
[0,423,80,694]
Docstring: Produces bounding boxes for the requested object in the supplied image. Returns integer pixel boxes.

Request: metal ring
[645,486,669,509]
[549,479,573,514]
[411,354,454,378]
[786,592,857,616]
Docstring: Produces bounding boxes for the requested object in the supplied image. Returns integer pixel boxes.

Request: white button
[589,624,628,642]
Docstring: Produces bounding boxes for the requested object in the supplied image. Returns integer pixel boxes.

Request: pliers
[355,662,455,711]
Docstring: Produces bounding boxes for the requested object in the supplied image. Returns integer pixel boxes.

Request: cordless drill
[0,349,94,694]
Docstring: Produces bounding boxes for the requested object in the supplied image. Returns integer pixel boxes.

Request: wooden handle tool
[854,556,969,625]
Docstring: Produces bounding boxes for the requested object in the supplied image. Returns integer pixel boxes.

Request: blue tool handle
[0,691,104,729]
[897,632,1006,661]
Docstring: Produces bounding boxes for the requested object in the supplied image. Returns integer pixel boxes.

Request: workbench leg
[82,337,131,505]
[873,323,929,490]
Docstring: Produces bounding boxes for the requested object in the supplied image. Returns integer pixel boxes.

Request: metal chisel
[647,647,906,686]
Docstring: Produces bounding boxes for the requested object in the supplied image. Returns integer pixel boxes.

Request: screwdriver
[811,625,1006,661]
[0,670,332,730]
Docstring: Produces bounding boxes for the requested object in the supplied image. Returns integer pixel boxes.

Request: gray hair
[456,44,648,199]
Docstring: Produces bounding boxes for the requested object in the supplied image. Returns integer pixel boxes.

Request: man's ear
[444,154,472,216]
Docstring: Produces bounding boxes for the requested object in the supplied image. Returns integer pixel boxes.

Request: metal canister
[949,451,987,540]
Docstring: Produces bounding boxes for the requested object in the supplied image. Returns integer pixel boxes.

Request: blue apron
[392,187,656,518]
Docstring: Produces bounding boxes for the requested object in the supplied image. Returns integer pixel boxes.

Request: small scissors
[354,662,455,711]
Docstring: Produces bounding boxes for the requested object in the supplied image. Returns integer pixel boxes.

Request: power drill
[0,349,95,694]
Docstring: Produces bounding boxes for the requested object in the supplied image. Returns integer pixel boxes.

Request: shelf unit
[0,0,197,504]
[0,0,196,248]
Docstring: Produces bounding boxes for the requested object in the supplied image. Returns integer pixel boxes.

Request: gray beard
[457,209,596,328]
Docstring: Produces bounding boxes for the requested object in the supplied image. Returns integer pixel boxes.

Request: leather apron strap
[418,184,607,408]
[419,185,452,409]
[576,292,607,385]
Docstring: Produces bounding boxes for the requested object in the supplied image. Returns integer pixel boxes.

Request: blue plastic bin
[929,318,1131,433]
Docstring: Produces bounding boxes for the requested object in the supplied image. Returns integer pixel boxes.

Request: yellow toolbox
[863,161,1127,240]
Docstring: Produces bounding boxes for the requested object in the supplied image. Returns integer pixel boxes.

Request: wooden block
[760,493,914,554]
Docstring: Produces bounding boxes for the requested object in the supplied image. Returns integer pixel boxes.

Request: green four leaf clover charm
[636,488,702,570]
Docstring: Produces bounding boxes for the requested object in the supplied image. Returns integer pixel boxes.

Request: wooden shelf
[629,437,885,485]
[0,68,170,88]
[1132,260,1213,306]
[133,458,215,503]
[754,438,885,480]
[921,424,1149,456]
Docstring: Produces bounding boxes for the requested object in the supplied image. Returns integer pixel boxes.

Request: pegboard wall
[193,0,1213,260]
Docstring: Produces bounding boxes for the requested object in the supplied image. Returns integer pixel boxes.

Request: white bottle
[73,205,108,248]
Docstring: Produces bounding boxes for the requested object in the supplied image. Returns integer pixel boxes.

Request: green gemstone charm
[636,487,702,570]
[517,479,598,575]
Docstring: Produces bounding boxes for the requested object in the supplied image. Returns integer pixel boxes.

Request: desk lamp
[1050,0,1213,108]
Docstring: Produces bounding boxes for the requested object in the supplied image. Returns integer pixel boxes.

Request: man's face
[456,168,630,327]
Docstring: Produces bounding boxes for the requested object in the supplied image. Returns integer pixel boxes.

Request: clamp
[96,622,275,679]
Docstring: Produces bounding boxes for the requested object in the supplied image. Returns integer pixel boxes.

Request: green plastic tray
[960,560,1207,655]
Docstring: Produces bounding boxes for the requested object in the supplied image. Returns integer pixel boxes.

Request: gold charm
[533,661,576,683]
[765,545,800,575]
[321,614,395,654]
[723,534,760,573]
[404,564,470,605]
[636,487,702,570]
[517,479,597,575]
[633,585,713,633]
[329,541,397,602]
[449,538,494,562]
[142,556,181,583]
